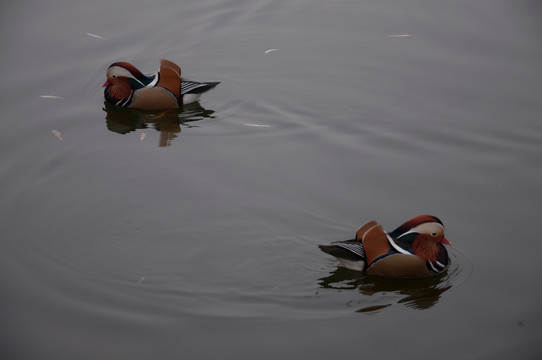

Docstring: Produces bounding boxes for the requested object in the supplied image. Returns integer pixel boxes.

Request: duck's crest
[389,214,443,239]
[108,62,149,83]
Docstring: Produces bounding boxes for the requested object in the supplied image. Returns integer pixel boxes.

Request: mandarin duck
[319,215,451,277]
[103,59,219,110]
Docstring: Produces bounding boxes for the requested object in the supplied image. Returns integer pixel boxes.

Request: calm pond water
[1,0,541,359]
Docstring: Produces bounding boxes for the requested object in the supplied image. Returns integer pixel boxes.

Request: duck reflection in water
[319,267,452,313]
[103,101,216,147]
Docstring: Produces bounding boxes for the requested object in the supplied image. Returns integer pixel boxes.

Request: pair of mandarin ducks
[103,60,452,278]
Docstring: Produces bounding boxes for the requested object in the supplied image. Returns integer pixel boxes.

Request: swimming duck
[319,215,451,277]
[103,59,219,109]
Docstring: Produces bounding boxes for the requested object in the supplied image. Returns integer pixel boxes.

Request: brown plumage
[103,59,219,110]
[319,215,452,277]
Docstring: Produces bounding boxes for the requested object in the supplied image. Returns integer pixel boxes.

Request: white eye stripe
[397,222,444,238]
[108,66,145,86]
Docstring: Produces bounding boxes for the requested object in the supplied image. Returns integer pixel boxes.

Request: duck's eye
[432,232,437,236]
[112,74,117,78]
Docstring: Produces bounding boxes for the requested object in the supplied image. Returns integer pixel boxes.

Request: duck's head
[390,215,451,262]
[103,62,153,106]
[391,215,450,244]
[102,62,149,89]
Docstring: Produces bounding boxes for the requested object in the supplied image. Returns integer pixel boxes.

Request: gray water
[1,0,541,359]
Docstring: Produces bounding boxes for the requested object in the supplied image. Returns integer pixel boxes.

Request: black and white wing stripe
[181,80,215,95]
[334,242,366,259]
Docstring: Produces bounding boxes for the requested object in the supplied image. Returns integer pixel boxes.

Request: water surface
[1,0,541,359]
